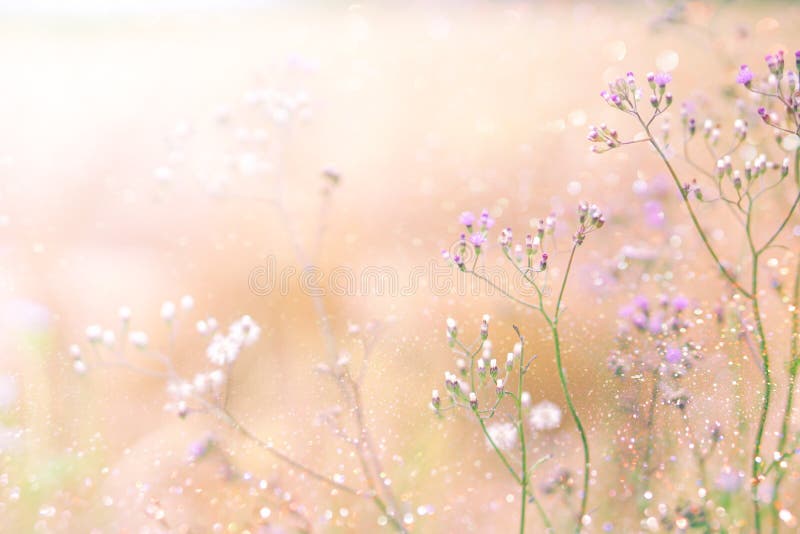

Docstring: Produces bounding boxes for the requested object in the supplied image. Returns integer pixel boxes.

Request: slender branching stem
[770,149,800,533]
[549,241,591,531]
[635,117,753,299]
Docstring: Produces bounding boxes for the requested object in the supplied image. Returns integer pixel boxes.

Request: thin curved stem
[212,404,361,495]
[550,324,590,531]
[770,150,800,532]
[636,116,753,299]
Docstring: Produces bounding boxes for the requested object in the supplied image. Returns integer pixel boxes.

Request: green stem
[638,117,781,532]
[551,324,590,531]
[636,117,753,299]
[771,235,800,533]
[476,415,523,485]
[550,241,590,531]
[751,274,770,534]
[518,338,528,534]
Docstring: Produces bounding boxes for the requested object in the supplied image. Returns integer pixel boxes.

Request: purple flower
[188,437,212,461]
[469,233,487,247]
[631,314,647,331]
[665,346,682,364]
[648,317,662,335]
[633,295,649,313]
[654,72,672,87]
[618,304,634,319]
[643,200,664,227]
[479,209,495,229]
[672,295,689,312]
[459,211,476,226]
[736,65,754,86]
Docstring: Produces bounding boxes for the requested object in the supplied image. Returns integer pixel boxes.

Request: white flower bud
[73,360,88,375]
[161,301,176,321]
[86,325,102,343]
[129,331,149,349]
[118,306,131,322]
[102,329,116,347]
[180,295,195,311]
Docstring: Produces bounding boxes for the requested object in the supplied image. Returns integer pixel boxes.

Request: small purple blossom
[665,346,682,364]
[480,209,495,229]
[469,233,487,247]
[736,65,754,86]
[672,295,689,312]
[459,211,476,227]
[643,200,664,227]
[653,72,672,87]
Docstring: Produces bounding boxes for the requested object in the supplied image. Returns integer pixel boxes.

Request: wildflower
[208,369,225,391]
[469,391,478,409]
[129,331,149,349]
[228,315,261,347]
[736,65,754,86]
[765,51,784,78]
[459,211,476,227]
[480,314,490,339]
[206,333,241,366]
[496,378,504,395]
[193,373,209,394]
[431,389,440,409]
[102,329,116,347]
[672,295,689,312]
[665,346,683,364]
[118,306,132,322]
[469,232,487,248]
[489,358,498,377]
[86,325,102,343]
[506,352,514,370]
[498,227,512,248]
[486,422,518,451]
[69,344,81,358]
[479,209,495,229]
[73,360,88,375]
[529,400,562,431]
[446,317,457,341]
[161,301,176,322]
[180,295,195,311]
[653,72,672,89]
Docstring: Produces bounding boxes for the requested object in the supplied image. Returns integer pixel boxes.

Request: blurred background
[1,1,799,532]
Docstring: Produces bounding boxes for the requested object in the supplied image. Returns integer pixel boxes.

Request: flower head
[459,211,476,227]
[486,422,518,451]
[653,72,672,87]
[529,400,562,431]
[469,232,487,247]
[736,65,754,86]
